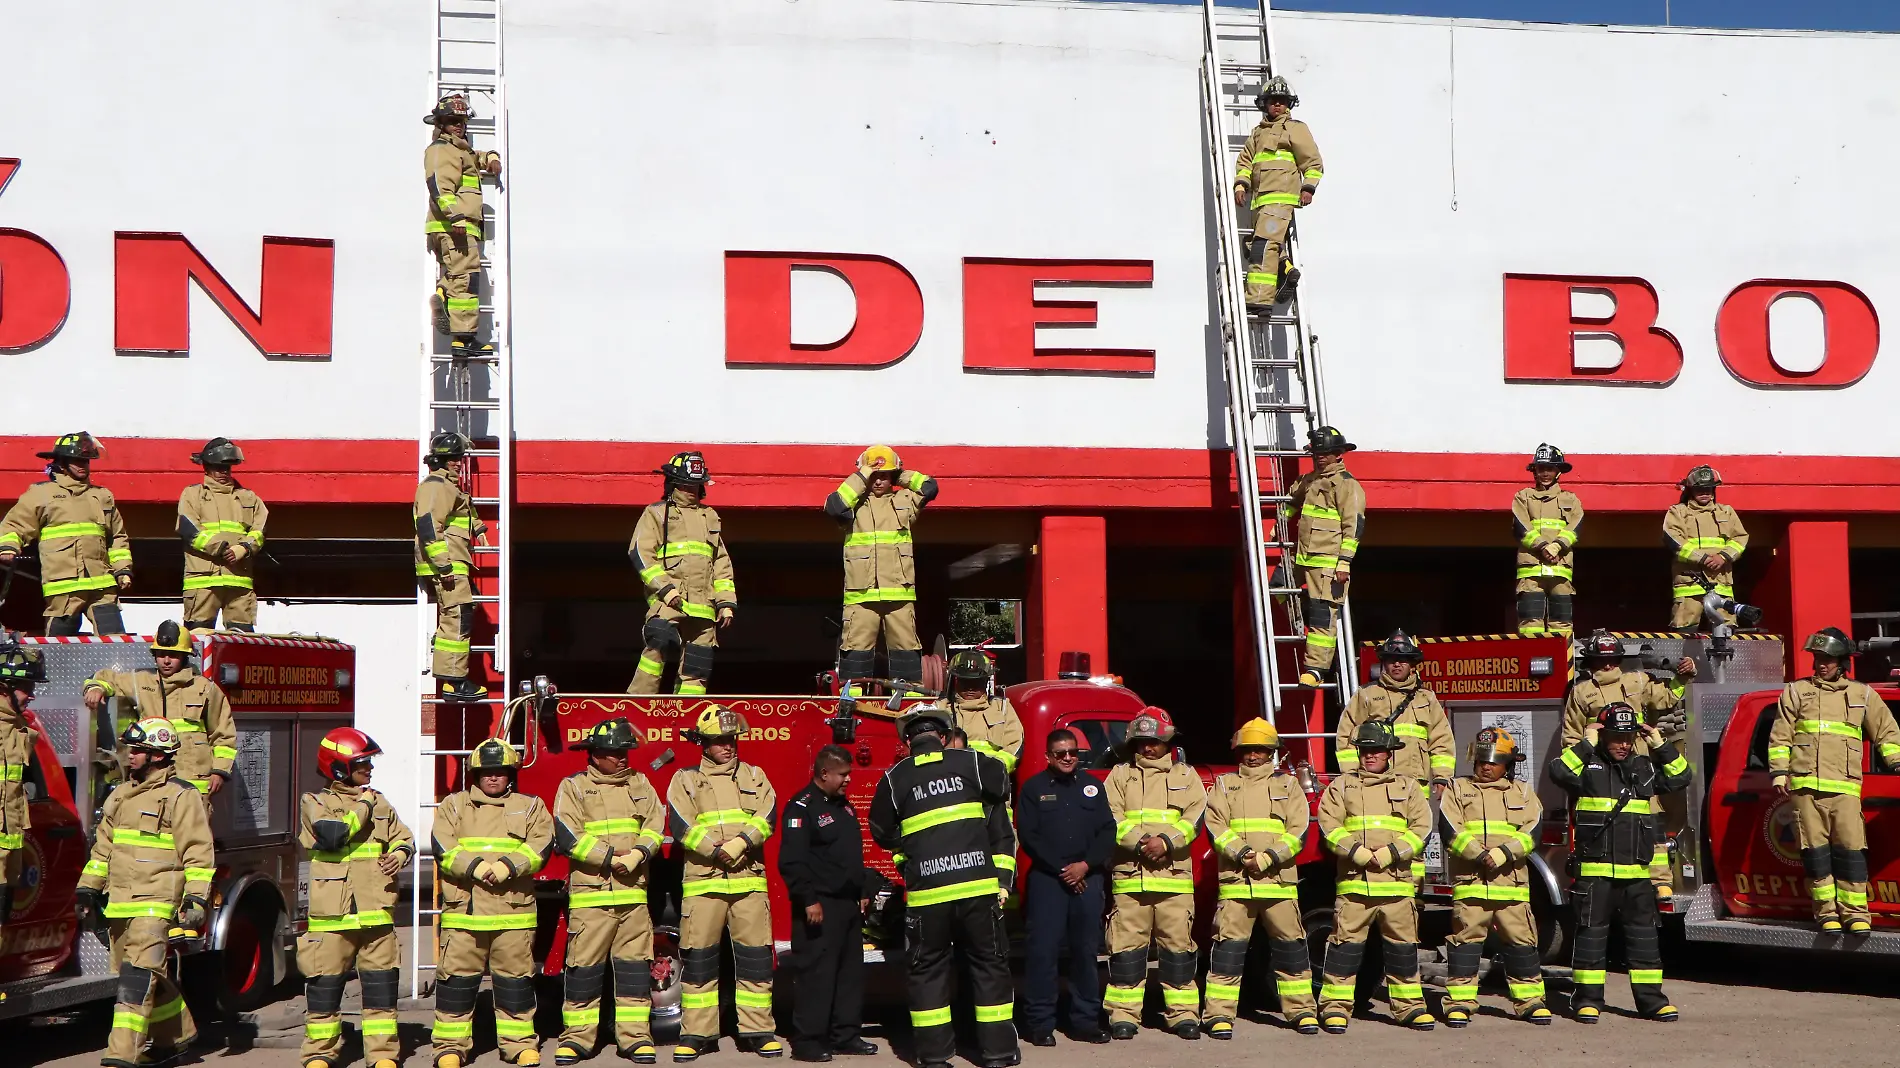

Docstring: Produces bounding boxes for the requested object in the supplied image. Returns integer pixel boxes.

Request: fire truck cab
[0,632,356,1018]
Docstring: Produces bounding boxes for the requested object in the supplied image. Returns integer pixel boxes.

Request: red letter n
[115,233,335,359]
[1502,273,1682,385]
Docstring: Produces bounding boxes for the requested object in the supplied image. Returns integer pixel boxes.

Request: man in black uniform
[1548,702,1695,1024]
[869,705,1018,1068]
[1015,729,1114,1047]
[779,745,883,1063]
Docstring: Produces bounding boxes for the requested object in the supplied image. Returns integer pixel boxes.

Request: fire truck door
[1863,746,1900,918]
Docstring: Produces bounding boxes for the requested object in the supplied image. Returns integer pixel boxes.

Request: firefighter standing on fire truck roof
[425,93,502,360]
[177,437,268,634]
[431,739,554,1068]
[1232,75,1323,311]
[1549,703,1693,1024]
[1201,718,1318,1038]
[668,706,782,1061]
[76,717,215,1068]
[824,446,938,684]
[1438,728,1551,1027]
[1769,628,1900,935]
[1511,444,1583,638]
[1103,708,1206,1041]
[415,431,489,703]
[628,451,736,697]
[0,642,43,926]
[84,621,237,798]
[1664,465,1749,629]
[1316,719,1435,1033]
[947,650,1025,775]
[1335,631,1453,790]
[554,718,667,1066]
[1288,427,1364,689]
[298,728,415,1068]
[0,432,132,635]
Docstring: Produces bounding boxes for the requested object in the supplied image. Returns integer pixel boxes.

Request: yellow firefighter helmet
[859,445,902,473]
[1230,717,1280,750]
[690,704,748,742]
[1468,726,1527,766]
[149,620,193,657]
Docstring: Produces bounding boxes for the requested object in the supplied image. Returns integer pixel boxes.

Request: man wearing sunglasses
[1016,729,1115,1046]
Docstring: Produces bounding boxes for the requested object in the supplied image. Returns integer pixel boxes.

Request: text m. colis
[912,776,967,802]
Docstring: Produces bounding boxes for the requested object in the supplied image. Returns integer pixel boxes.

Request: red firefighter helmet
[318,727,384,782]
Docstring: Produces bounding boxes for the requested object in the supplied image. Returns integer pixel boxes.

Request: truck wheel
[1531,871,1568,962]
[217,892,284,1014]
[650,924,682,1035]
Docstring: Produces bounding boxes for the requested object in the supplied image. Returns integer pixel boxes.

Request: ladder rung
[1251,359,1300,368]
[470,496,502,505]
[1277,681,1338,690]
[1250,314,1300,325]
[430,354,502,364]
[470,545,501,553]
[1254,402,1311,413]
[429,400,501,410]
[1255,449,1308,457]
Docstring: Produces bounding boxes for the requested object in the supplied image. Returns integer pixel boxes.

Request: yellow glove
[996,889,1009,909]
[610,850,643,876]
[1348,845,1376,869]
[718,836,750,864]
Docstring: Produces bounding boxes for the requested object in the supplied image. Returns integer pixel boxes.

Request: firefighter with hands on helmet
[416,431,489,703]
[431,738,555,1068]
[1512,444,1583,638]
[83,621,237,798]
[1200,717,1317,1039]
[1316,720,1435,1033]
[667,706,781,1061]
[298,728,415,1068]
[425,92,503,359]
[1232,75,1323,311]
[1550,702,1694,1023]
[1288,427,1364,688]
[947,649,1024,776]
[629,451,737,696]
[1101,708,1206,1040]
[0,432,132,635]
[553,718,667,1066]
[0,642,42,925]
[1769,628,1900,934]
[1438,728,1550,1027]
[867,703,1018,1068]
[1335,631,1453,791]
[824,446,939,684]
[1664,465,1749,629]
[177,437,268,633]
[75,717,215,1068]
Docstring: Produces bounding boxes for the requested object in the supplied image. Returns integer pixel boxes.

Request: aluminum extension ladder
[1199,0,1359,749]
[409,0,518,1001]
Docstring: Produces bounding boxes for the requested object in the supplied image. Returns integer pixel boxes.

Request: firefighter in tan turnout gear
[554,718,667,1066]
[1288,427,1363,688]
[1769,628,1900,934]
[1336,631,1453,789]
[431,739,555,1068]
[1232,75,1323,310]
[824,446,939,683]
[628,452,736,696]
[416,431,489,703]
[1103,709,1206,1040]
[177,437,268,633]
[1316,719,1434,1034]
[84,621,237,797]
[1664,464,1749,629]
[1512,444,1582,638]
[0,432,131,635]
[947,650,1025,775]
[75,717,215,1068]
[0,642,43,925]
[299,728,415,1068]
[1200,718,1317,1038]
[1438,728,1550,1027]
[425,92,502,359]
[668,706,782,1061]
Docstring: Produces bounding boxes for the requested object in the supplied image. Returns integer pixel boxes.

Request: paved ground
[18,943,1898,1068]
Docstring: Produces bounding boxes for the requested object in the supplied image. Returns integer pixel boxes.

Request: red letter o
[1715,279,1878,389]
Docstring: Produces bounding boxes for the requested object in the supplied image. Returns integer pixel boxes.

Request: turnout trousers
[1202,896,1315,1026]
[434,927,538,1061]
[1104,891,1197,1029]
[45,588,125,635]
[679,891,776,1044]
[1793,789,1872,924]
[183,585,256,633]
[1442,899,1546,1018]
[430,230,483,337]
[1295,565,1346,673]
[426,573,475,679]
[105,917,196,1064]
[1318,894,1427,1025]
[1244,205,1294,306]
[903,895,1016,1066]
[1569,877,1669,1016]
[298,925,401,1063]
[1513,577,1575,638]
[838,601,921,682]
[562,903,656,1055]
[628,612,717,696]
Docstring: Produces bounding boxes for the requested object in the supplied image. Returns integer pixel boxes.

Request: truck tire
[212,891,285,1015]
[650,923,682,1036]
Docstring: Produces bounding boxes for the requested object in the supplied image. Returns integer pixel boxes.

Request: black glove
[74,887,104,929]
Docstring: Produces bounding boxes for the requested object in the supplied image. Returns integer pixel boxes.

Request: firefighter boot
[451,334,496,360]
[439,676,490,702]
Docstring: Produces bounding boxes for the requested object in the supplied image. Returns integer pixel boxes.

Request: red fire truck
[0,633,357,1017]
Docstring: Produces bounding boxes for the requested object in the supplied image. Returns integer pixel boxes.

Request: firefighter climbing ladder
[410,0,516,1001]
[1200,0,1359,737]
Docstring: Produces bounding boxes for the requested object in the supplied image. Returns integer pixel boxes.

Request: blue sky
[1122,0,1900,32]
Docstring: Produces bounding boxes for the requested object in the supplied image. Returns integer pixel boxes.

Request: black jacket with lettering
[869,734,1012,907]
[1549,738,1694,874]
